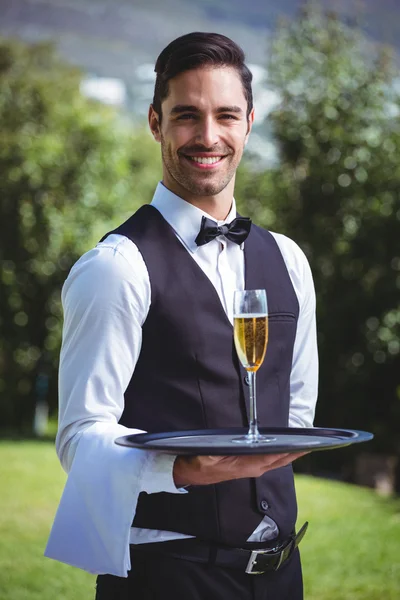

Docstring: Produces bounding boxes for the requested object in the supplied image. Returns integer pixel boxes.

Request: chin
[185,174,229,196]
[188,183,225,197]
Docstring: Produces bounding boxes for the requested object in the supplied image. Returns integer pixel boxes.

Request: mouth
[180,153,227,170]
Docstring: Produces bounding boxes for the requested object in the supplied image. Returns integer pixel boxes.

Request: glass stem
[248,370,259,440]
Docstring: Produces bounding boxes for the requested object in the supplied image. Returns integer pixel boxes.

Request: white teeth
[189,156,222,164]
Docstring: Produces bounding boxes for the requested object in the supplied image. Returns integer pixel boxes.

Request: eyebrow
[217,106,244,114]
[169,105,244,115]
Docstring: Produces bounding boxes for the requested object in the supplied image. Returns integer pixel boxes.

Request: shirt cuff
[140,452,187,495]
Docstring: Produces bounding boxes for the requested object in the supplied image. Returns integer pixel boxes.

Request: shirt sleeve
[45,235,183,576]
[56,234,179,487]
[270,233,319,428]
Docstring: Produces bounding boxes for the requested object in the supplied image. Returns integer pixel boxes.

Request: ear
[148,104,162,142]
[244,107,255,146]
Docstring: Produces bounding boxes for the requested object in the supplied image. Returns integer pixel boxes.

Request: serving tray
[115,427,373,455]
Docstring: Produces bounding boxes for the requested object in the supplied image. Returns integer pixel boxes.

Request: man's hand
[173,452,308,487]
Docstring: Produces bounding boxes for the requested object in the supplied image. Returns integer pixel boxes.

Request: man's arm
[173,452,308,487]
[270,233,319,429]
[46,235,186,576]
[289,243,318,428]
[57,234,178,493]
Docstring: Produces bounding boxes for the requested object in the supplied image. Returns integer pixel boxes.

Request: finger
[262,451,308,472]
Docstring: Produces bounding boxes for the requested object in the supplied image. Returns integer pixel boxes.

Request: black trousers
[95,544,303,600]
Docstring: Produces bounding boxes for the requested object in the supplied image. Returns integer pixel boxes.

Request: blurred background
[0,1,399,599]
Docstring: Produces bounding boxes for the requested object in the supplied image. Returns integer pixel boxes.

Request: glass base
[232,434,277,444]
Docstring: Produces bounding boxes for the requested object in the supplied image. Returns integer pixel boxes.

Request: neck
[162,174,236,221]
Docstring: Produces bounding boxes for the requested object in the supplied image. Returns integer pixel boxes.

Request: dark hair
[153,32,253,121]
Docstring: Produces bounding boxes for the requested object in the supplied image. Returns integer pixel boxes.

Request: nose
[196,116,219,148]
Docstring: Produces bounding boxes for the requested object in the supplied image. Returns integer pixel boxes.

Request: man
[46,32,318,600]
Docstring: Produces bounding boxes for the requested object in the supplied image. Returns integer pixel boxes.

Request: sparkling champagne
[234,314,268,372]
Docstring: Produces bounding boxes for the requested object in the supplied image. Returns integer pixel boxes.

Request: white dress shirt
[45,182,318,576]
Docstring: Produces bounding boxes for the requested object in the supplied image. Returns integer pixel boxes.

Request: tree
[0,38,160,432]
[237,5,400,467]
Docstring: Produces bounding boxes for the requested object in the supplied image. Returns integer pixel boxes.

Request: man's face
[151,66,253,198]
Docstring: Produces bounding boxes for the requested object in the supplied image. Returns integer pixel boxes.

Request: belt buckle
[245,547,281,575]
[245,523,308,575]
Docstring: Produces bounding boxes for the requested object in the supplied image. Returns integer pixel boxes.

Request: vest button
[260,499,269,511]
[244,375,250,386]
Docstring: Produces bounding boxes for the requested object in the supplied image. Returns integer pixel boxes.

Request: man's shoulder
[97,232,139,259]
[251,224,312,284]
[65,233,145,290]
[252,224,308,260]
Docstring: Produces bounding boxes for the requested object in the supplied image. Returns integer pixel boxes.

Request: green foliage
[237,5,400,456]
[0,38,160,431]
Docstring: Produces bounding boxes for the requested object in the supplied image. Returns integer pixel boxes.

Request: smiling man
[152,66,251,216]
[47,33,318,600]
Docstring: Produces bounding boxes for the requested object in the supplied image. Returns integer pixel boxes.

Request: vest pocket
[268,312,296,322]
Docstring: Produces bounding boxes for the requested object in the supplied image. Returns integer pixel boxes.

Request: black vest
[104,205,299,546]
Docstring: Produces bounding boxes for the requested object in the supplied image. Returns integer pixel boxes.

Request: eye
[177,114,197,120]
[219,114,238,120]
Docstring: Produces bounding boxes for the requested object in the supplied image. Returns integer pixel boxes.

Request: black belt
[132,522,308,576]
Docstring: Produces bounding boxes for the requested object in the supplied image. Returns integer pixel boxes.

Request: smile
[182,155,226,169]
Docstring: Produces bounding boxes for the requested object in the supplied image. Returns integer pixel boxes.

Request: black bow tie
[195,216,252,247]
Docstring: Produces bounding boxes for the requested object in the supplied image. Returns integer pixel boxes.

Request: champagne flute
[233,289,275,444]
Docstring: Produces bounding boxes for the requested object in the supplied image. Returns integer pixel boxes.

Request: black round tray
[115,427,373,455]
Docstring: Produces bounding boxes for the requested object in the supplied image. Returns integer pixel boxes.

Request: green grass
[0,441,399,600]
[297,476,400,599]
[0,441,94,600]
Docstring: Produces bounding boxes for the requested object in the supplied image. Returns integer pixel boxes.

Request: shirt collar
[150,181,238,253]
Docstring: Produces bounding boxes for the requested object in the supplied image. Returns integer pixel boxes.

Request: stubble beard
[160,135,243,197]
